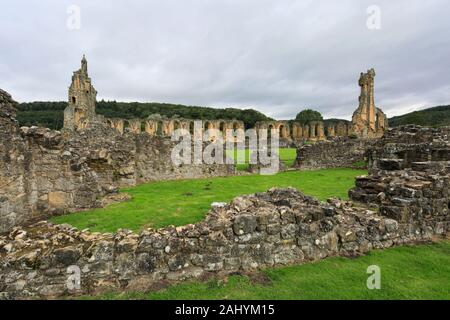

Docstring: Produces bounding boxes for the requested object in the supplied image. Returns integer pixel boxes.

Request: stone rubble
[0,185,447,299]
[0,89,234,233]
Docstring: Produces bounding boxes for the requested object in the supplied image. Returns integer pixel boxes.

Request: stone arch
[144,120,156,135]
[268,123,275,139]
[203,121,216,141]
[219,121,226,133]
[293,123,302,139]
[232,121,241,131]
[279,124,287,139]
[303,124,310,139]
[309,122,318,139]
[129,119,141,133]
[117,120,124,134]
[157,121,164,136]
[172,120,181,132]
[110,119,124,134]
[204,121,214,131]
[180,120,189,131]
[326,124,336,138]
[336,122,348,137]
[123,120,130,133]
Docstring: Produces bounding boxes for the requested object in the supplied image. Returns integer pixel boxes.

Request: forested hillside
[388,105,450,127]
[16,100,272,130]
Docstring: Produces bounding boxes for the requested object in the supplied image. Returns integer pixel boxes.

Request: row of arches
[101,117,351,141]
[104,118,245,138]
[255,121,351,140]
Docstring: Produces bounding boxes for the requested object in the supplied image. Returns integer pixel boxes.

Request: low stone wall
[295,139,370,170]
[0,186,447,299]
[366,125,450,171]
[350,125,450,235]
[0,91,234,233]
[350,165,449,231]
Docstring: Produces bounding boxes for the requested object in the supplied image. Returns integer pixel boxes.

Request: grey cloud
[0,0,449,120]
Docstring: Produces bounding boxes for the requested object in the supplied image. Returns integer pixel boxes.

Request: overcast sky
[1,0,450,120]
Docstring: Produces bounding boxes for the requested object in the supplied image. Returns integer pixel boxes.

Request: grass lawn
[51,168,366,233]
[87,241,450,300]
[228,148,297,171]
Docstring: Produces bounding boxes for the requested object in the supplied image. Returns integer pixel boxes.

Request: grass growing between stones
[50,168,366,233]
[87,241,450,300]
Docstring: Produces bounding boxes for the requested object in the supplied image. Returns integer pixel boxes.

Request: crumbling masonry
[0,124,448,298]
[63,57,385,141]
[1,58,431,299]
[64,56,245,139]
[0,58,396,235]
[0,89,234,233]
[1,105,448,299]
[350,69,388,138]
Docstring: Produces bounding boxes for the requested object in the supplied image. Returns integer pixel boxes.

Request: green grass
[87,241,450,300]
[50,168,365,233]
[227,148,297,171]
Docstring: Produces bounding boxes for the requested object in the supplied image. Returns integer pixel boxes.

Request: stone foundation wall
[366,125,450,171]
[350,125,450,234]
[350,165,449,231]
[295,139,371,170]
[0,187,447,299]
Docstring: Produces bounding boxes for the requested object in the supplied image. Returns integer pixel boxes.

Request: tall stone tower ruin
[351,68,388,138]
[64,55,98,130]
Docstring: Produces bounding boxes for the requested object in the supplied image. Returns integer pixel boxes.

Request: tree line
[16,100,450,131]
[16,100,274,130]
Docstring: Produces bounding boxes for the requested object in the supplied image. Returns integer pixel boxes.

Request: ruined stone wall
[0,91,235,233]
[0,90,33,233]
[1,121,448,299]
[350,164,449,231]
[365,125,450,171]
[294,139,371,170]
[0,187,447,299]
[62,125,235,187]
[255,120,352,143]
[349,125,450,236]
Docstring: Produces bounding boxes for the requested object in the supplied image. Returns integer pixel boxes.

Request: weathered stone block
[233,215,257,235]
[48,192,69,208]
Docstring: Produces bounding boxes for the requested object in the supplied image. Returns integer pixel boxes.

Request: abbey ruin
[0,125,448,298]
[63,57,385,141]
[0,56,412,235]
[0,57,448,299]
[64,56,245,138]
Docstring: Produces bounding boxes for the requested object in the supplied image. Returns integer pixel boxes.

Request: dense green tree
[295,109,323,124]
